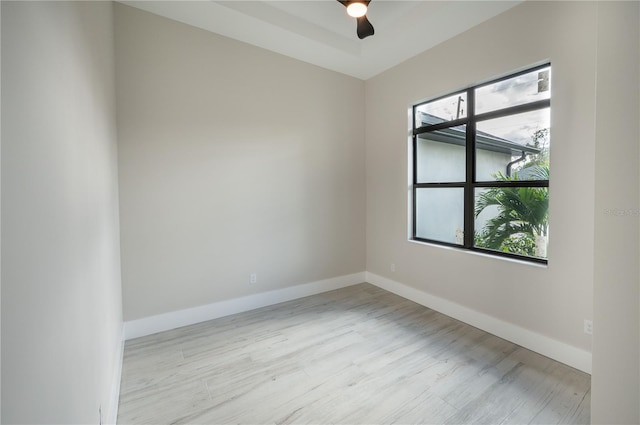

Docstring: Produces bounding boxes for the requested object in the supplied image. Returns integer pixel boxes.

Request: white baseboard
[106,323,125,425]
[122,270,591,374]
[124,272,366,340]
[365,272,592,374]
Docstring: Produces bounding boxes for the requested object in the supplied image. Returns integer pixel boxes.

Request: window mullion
[412,134,418,241]
[464,88,475,249]
[413,117,469,135]
[474,99,550,123]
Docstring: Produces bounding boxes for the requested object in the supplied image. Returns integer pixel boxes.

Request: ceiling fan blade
[336,0,374,39]
[356,15,374,39]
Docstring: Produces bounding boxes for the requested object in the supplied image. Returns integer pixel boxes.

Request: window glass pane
[475,66,550,114]
[415,92,467,127]
[415,188,464,244]
[416,125,466,183]
[474,187,549,259]
[476,108,550,181]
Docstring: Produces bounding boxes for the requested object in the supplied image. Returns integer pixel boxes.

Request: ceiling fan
[337,1,374,40]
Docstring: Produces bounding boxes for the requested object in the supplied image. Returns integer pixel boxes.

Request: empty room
[1,1,639,424]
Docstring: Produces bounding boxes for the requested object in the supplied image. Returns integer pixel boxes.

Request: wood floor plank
[118,283,590,424]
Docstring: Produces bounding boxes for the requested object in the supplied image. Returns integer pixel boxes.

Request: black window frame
[411,63,550,264]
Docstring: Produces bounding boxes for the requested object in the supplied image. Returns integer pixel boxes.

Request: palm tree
[474,165,549,257]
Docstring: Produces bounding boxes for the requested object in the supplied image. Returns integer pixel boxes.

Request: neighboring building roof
[417,112,541,155]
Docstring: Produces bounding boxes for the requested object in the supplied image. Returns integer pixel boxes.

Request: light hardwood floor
[117,283,590,424]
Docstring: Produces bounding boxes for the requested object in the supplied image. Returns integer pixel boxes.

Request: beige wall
[591,2,640,423]
[2,1,637,423]
[366,1,640,422]
[1,2,122,424]
[1,2,3,421]
[366,1,596,353]
[115,4,366,321]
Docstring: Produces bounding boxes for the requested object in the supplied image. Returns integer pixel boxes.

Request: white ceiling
[120,0,522,80]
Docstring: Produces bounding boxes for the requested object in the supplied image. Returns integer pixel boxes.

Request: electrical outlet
[390,263,396,272]
[584,319,593,335]
[250,273,257,284]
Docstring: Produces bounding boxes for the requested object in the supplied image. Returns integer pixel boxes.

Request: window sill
[407,239,549,269]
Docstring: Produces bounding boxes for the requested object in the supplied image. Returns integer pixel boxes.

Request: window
[411,64,551,263]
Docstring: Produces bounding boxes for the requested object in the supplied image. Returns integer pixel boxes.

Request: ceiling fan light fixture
[346,2,367,18]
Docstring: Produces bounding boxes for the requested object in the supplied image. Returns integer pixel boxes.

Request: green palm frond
[475,165,549,254]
